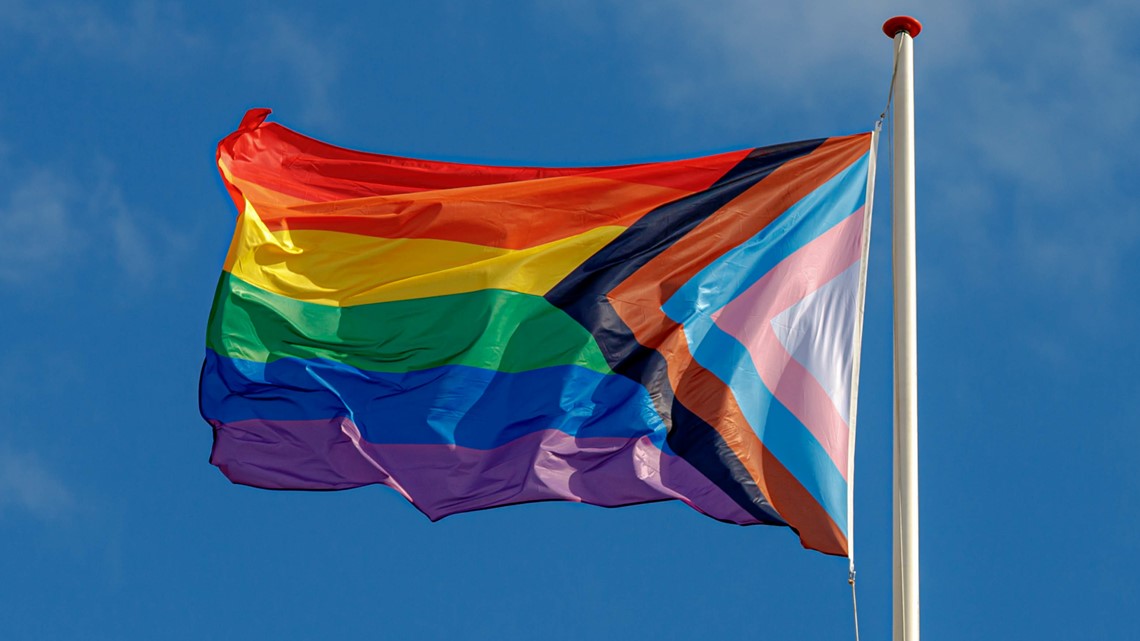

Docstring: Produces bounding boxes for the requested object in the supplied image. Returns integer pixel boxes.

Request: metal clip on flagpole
[883,15,921,641]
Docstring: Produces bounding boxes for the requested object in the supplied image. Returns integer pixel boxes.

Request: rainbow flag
[201,109,877,556]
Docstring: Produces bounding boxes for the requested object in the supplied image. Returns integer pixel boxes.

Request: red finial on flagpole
[882,16,922,38]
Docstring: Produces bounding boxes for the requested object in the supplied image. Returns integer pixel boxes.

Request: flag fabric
[201,108,876,556]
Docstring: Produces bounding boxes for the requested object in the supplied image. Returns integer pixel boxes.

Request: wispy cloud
[245,13,343,128]
[924,2,1140,315]
[1,0,207,67]
[102,190,200,293]
[2,2,347,129]
[87,161,202,294]
[0,443,75,520]
[0,153,194,292]
[543,1,972,120]
[0,166,81,283]
[89,163,157,286]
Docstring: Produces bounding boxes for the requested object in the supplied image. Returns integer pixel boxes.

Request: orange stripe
[238,175,693,250]
[761,448,848,555]
[220,161,314,208]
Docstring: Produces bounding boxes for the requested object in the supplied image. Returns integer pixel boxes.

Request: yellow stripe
[225,200,625,306]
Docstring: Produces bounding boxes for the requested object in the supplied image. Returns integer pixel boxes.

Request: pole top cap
[882,16,922,38]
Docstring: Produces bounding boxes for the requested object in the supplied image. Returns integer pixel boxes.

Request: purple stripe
[210,418,759,525]
[207,417,408,495]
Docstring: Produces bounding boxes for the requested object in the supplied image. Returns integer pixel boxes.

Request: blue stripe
[200,351,669,451]
[681,316,849,534]
[661,151,870,323]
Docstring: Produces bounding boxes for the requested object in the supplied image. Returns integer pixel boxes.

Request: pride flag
[200,109,876,556]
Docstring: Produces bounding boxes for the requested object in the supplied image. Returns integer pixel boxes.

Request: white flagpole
[883,15,921,641]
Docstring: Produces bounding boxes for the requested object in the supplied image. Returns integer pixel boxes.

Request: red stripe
[219,109,749,202]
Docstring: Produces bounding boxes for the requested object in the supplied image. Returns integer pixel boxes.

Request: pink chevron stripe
[710,208,865,479]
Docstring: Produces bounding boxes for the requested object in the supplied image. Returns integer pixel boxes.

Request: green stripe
[207,274,613,375]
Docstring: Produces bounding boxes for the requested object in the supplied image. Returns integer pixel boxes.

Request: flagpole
[883,15,921,641]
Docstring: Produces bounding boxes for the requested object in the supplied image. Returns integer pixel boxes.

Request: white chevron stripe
[769,261,861,423]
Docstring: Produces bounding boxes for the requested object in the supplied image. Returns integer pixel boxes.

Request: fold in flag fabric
[201,108,877,556]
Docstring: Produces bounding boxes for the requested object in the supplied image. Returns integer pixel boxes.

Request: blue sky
[2,1,1137,639]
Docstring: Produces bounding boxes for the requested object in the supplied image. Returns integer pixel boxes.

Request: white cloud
[0,443,75,520]
[926,1,1140,311]
[89,164,156,286]
[1,0,206,66]
[246,13,343,128]
[543,1,974,117]
[0,155,193,292]
[2,2,344,129]
[0,167,81,283]
[90,162,203,293]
